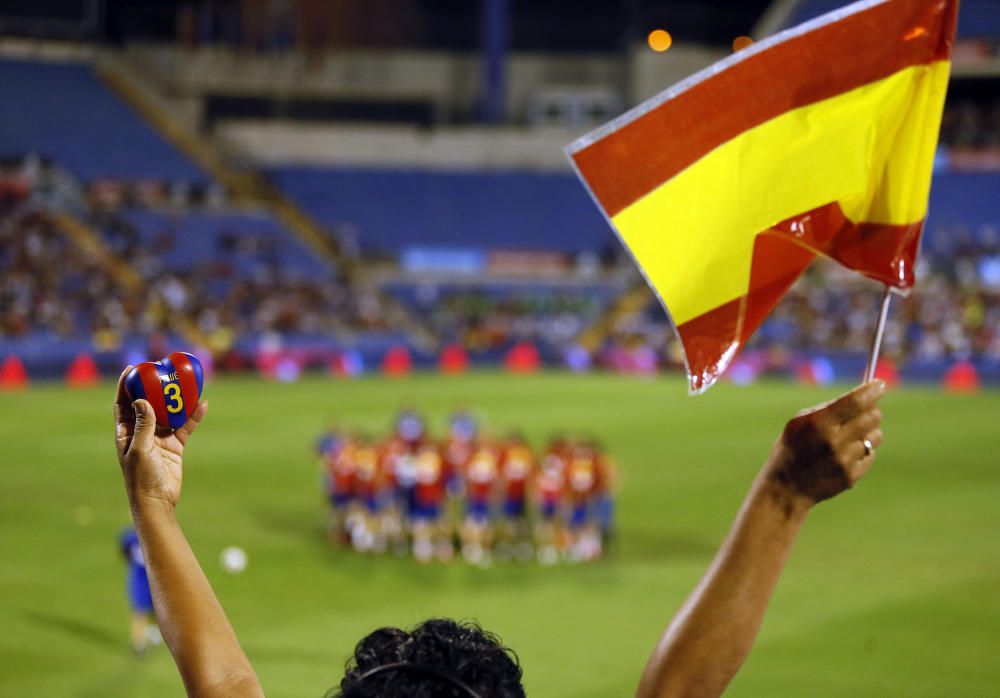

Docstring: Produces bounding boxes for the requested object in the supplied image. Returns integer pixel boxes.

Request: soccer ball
[219,546,248,574]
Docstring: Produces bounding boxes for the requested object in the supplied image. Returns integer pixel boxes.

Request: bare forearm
[131,498,263,697]
[636,470,809,698]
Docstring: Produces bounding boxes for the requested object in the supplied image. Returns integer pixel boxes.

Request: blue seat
[268,167,615,255]
[0,58,206,183]
[110,209,332,286]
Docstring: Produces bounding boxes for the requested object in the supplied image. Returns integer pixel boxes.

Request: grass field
[1,371,998,697]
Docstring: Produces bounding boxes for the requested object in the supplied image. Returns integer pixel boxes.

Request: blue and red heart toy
[124,352,204,431]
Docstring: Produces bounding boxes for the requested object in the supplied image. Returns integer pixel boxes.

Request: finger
[173,400,208,447]
[866,427,884,451]
[849,428,883,481]
[114,367,135,458]
[131,399,157,454]
[852,451,875,482]
[826,380,886,424]
[837,407,882,443]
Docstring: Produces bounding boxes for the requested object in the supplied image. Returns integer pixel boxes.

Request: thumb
[132,400,157,452]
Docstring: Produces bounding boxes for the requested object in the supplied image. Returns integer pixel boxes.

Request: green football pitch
[1,372,998,697]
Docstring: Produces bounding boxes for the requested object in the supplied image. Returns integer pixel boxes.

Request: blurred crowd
[408,287,603,353]
[0,209,138,342]
[0,200,389,354]
[753,265,999,363]
[2,136,998,373]
[92,208,388,353]
[4,202,997,370]
[608,252,1000,371]
[317,410,619,565]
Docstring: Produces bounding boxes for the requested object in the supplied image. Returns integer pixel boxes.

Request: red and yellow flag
[568,0,958,393]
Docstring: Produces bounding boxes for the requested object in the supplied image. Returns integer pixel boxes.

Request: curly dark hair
[327,618,525,698]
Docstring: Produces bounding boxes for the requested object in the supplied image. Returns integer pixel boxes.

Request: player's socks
[413,538,434,563]
[435,540,455,562]
[537,545,559,566]
[462,543,483,564]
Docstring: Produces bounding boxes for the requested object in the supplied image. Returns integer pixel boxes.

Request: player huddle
[316,410,619,565]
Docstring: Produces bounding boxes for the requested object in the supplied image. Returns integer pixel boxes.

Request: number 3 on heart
[164,383,184,414]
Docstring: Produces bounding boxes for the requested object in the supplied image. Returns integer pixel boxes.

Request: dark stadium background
[0,1,998,696]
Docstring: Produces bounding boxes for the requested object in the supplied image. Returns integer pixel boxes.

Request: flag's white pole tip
[863,286,892,384]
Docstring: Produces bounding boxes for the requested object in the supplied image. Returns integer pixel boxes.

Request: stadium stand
[99,208,331,282]
[924,172,1000,256]
[267,167,616,256]
[1,15,997,386]
[0,205,162,378]
[0,58,206,184]
[383,279,626,360]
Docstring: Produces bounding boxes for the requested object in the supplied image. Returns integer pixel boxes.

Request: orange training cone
[0,355,29,389]
[873,357,900,387]
[505,342,540,374]
[438,344,469,375]
[381,345,413,377]
[66,353,100,388]
[943,360,980,393]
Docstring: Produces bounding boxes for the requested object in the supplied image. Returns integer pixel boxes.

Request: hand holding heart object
[124,352,205,430]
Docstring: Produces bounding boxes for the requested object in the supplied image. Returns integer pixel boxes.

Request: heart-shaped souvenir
[124,352,204,430]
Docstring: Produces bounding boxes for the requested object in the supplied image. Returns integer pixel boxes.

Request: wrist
[760,475,812,522]
[759,450,813,522]
[129,492,178,523]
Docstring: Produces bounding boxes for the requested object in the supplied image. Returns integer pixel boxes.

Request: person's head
[329,619,525,698]
[396,409,426,444]
[450,411,478,442]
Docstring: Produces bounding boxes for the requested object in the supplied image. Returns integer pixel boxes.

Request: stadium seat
[267,167,615,255]
[0,58,206,183]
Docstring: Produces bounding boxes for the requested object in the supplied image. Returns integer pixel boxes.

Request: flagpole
[863,286,892,383]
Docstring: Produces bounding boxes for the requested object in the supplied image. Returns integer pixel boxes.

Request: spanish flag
[568,0,958,393]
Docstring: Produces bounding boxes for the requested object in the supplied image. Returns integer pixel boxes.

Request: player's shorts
[128,571,154,613]
[446,476,465,498]
[330,493,352,509]
[364,495,381,514]
[540,499,558,520]
[569,503,588,530]
[412,502,441,521]
[466,499,490,523]
[398,487,418,516]
[503,499,525,518]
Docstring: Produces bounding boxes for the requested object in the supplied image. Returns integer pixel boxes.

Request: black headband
[344,662,484,698]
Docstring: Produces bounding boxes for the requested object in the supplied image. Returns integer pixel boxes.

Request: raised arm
[636,380,886,698]
[114,368,264,698]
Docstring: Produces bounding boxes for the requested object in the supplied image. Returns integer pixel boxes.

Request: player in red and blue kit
[349,436,388,552]
[461,442,500,564]
[497,433,535,560]
[441,411,478,540]
[391,409,427,527]
[567,443,602,561]
[534,437,569,564]
[121,527,160,654]
[411,443,449,562]
[323,435,357,545]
